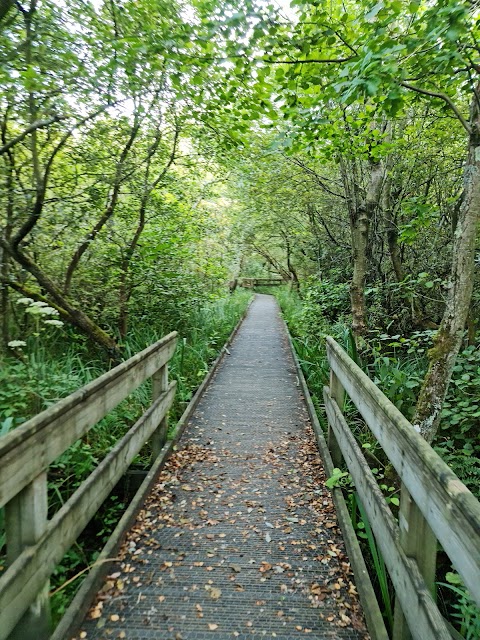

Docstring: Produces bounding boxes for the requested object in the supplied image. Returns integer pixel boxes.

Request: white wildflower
[26,305,58,316]
[43,319,64,327]
[40,307,59,316]
[8,340,27,348]
[16,297,33,305]
[29,301,49,307]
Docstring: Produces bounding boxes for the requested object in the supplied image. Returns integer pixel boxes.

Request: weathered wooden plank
[0,383,176,640]
[151,364,168,459]
[0,332,177,509]
[4,473,50,640]
[324,388,451,640]
[326,337,480,605]
[328,369,344,468]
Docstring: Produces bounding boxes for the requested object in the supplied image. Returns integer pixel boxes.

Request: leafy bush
[300,278,350,326]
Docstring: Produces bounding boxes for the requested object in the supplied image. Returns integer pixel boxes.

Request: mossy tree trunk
[413,91,480,443]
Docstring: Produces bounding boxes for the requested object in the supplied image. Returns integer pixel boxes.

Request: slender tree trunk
[283,233,300,291]
[0,245,10,347]
[349,158,385,338]
[1,138,14,347]
[118,203,146,339]
[413,92,480,442]
[382,161,405,283]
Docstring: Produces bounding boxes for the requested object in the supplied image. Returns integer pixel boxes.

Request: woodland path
[74,295,368,640]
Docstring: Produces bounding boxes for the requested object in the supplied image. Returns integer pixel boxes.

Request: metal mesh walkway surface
[73,294,369,640]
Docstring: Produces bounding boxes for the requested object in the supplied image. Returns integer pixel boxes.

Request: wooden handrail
[324,337,480,640]
[239,277,285,287]
[0,333,177,640]
[0,331,177,508]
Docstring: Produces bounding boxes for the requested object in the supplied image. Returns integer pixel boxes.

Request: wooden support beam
[151,364,168,459]
[393,487,438,640]
[328,369,345,468]
[5,473,50,640]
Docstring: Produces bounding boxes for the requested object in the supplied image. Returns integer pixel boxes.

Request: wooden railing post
[329,369,345,468]
[393,484,437,640]
[151,364,169,460]
[5,472,50,640]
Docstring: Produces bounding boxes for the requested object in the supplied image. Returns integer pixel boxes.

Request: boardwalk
[74,295,368,640]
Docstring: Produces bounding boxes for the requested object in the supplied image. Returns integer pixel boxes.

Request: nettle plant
[8,298,64,351]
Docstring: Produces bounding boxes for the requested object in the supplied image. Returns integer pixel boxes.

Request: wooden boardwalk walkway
[74,295,368,640]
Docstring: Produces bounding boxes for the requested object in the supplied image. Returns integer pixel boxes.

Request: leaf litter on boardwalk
[77,430,368,638]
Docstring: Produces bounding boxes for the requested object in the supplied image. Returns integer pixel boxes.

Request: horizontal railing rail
[0,332,177,640]
[324,337,480,640]
[239,277,285,287]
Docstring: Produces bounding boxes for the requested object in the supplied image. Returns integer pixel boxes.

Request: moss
[427,330,456,363]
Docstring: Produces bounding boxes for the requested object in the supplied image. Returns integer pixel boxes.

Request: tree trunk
[382,126,405,283]
[413,93,480,443]
[284,233,300,292]
[118,203,146,339]
[349,158,385,338]
[382,164,425,327]
[0,244,10,348]
[1,143,14,348]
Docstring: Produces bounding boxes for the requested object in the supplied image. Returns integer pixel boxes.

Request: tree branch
[400,81,471,134]
[11,100,124,251]
[0,115,65,156]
